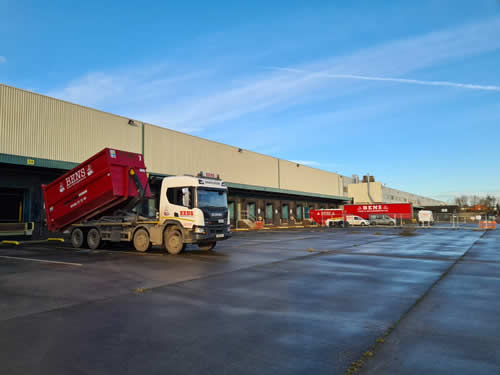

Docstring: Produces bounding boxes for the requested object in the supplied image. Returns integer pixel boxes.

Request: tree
[454,195,469,207]
[470,195,480,206]
[480,195,496,208]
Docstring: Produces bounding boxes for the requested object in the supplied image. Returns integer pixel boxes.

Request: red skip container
[42,148,151,232]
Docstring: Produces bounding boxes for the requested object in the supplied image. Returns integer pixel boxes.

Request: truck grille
[205,218,227,226]
[204,220,227,235]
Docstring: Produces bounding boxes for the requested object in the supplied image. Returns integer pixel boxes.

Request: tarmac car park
[1,226,498,375]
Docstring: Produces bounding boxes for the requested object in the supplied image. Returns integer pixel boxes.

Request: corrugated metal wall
[1,84,346,197]
[279,160,343,196]
[381,186,443,206]
[144,124,279,188]
[0,85,142,163]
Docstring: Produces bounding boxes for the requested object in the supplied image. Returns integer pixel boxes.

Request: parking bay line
[0,255,83,266]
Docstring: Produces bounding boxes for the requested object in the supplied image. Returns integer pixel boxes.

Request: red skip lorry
[42,148,231,253]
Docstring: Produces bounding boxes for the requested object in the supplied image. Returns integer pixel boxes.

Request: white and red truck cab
[158,172,231,251]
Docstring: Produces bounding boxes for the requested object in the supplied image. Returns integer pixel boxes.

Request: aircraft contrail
[269,66,500,92]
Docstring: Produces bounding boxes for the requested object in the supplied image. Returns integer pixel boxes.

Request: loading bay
[0,227,499,375]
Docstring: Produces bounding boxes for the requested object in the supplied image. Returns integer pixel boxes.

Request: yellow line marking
[48,238,65,242]
[161,216,195,222]
[1,240,20,246]
[0,255,82,266]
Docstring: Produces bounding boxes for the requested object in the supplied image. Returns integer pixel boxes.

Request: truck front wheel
[133,228,151,252]
[71,228,86,248]
[164,227,184,255]
[199,241,216,251]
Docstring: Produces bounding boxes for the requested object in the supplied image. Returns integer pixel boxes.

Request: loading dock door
[247,203,256,220]
[296,205,303,220]
[265,204,273,221]
[228,201,235,224]
[282,204,289,220]
[0,188,24,222]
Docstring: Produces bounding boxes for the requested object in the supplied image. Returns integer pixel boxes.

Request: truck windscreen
[197,188,227,208]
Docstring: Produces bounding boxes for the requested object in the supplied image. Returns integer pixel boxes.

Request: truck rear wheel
[133,228,150,252]
[164,227,184,255]
[199,241,216,251]
[71,228,86,248]
[87,228,101,250]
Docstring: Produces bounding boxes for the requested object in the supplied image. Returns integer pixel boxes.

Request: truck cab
[158,172,231,252]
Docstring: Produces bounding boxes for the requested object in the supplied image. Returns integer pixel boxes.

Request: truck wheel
[71,228,86,248]
[133,229,150,252]
[199,241,216,251]
[87,228,101,250]
[164,227,184,255]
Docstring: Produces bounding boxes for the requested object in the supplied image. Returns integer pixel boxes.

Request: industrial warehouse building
[0,84,442,236]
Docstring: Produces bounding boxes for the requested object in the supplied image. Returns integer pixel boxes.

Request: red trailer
[309,209,344,226]
[343,203,412,220]
[42,148,151,232]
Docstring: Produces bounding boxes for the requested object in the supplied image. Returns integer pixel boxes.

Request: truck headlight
[194,226,206,234]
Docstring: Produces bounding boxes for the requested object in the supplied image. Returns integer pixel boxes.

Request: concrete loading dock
[0,227,498,374]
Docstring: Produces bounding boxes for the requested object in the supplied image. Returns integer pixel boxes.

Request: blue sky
[1,0,500,202]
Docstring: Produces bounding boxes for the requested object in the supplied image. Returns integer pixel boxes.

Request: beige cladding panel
[348,182,383,203]
[279,160,343,196]
[144,124,278,187]
[0,85,141,162]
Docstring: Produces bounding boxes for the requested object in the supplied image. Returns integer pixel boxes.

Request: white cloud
[45,17,500,132]
[146,16,500,129]
[47,72,129,108]
[0,56,6,64]
[46,65,210,131]
[268,67,500,92]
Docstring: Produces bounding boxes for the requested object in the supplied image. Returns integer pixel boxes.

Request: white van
[418,210,434,225]
[345,215,370,226]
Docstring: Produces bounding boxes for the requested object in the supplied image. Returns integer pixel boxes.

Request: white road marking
[0,255,83,266]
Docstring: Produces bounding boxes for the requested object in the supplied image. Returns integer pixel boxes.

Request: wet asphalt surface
[0,227,498,374]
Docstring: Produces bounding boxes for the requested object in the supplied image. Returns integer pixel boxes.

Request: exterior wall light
[128,119,137,126]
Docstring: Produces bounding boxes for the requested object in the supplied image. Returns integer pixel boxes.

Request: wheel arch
[132,224,152,238]
[162,220,185,235]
